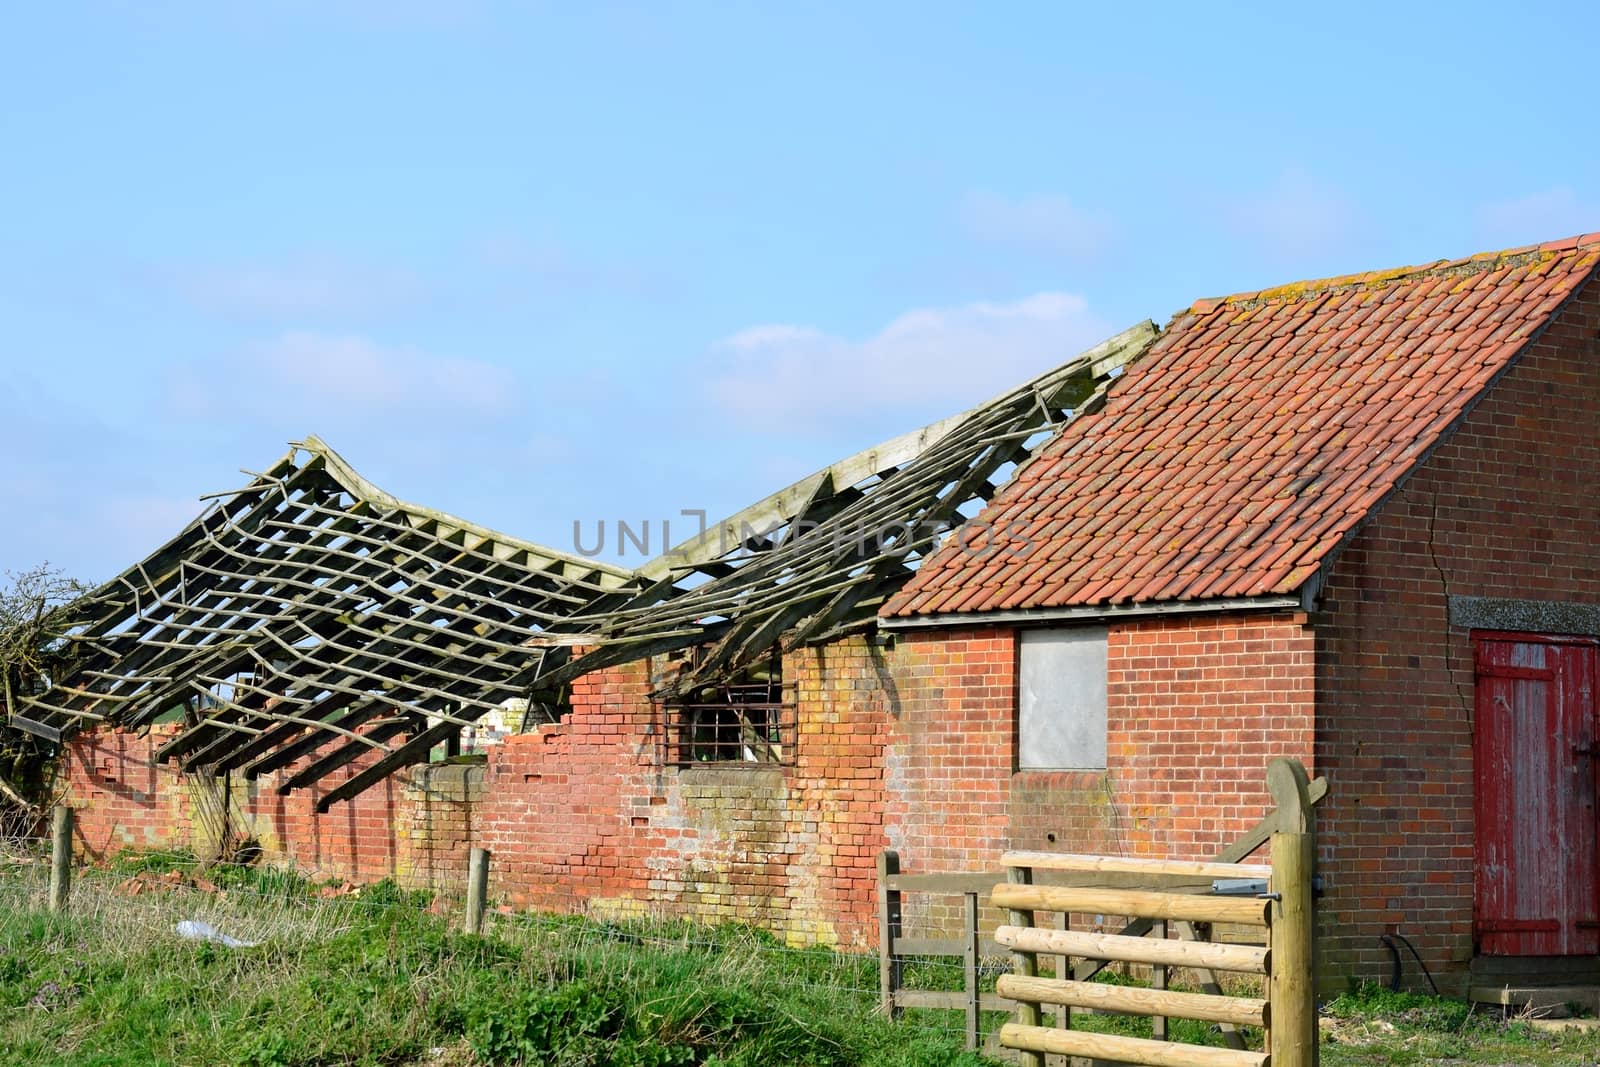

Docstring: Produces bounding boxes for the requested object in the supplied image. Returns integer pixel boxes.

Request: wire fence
[0,836,1006,1052]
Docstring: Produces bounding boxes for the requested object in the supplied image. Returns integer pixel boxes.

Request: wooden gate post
[878,850,903,1019]
[1268,758,1316,1067]
[48,805,73,914]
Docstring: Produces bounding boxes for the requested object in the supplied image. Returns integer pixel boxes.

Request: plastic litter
[175,919,257,948]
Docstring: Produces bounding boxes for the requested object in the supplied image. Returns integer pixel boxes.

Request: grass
[0,847,994,1067]
[8,847,1600,1066]
[1321,982,1600,1065]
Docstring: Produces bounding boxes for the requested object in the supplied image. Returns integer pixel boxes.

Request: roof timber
[299,435,636,587]
[4,437,651,789]
[2,322,1159,805]
[500,318,1159,703]
[635,413,968,584]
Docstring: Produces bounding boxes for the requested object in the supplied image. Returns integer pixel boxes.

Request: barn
[880,232,1600,993]
[14,231,1600,994]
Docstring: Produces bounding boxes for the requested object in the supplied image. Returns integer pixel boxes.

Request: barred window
[661,647,795,765]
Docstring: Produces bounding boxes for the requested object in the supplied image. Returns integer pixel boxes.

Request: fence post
[1005,863,1044,1067]
[48,805,72,914]
[1152,918,1169,1041]
[963,890,980,1050]
[1054,910,1071,1035]
[464,846,490,934]
[877,850,902,1019]
[1268,758,1316,1067]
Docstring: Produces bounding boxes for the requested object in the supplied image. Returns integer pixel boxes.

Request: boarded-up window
[1018,627,1107,770]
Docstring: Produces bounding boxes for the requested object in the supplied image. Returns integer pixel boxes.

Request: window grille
[661,648,794,765]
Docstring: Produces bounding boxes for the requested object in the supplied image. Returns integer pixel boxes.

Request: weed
[1320,981,1600,1065]
[0,862,1001,1066]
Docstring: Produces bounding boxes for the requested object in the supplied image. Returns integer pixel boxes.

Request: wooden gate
[995,758,1318,1067]
[1475,632,1600,957]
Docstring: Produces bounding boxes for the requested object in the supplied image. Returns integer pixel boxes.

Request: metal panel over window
[1018,627,1107,770]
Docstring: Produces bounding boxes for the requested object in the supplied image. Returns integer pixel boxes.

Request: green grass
[0,850,995,1067]
[11,850,1600,1066]
[1321,982,1600,1065]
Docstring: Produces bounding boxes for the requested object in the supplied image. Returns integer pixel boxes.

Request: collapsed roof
[3,321,1156,808]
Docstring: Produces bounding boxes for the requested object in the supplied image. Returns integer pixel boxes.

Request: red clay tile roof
[882,233,1600,619]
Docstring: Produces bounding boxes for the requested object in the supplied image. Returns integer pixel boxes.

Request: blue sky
[3,1,1597,582]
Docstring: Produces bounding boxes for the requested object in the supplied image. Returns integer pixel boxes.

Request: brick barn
[880,232,1600,992]
[16,231,1600,994]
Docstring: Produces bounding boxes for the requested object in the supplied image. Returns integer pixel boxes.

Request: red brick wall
[63,725,481,893]
[882,627,1015,874]
[1104,615,1316,859]
[62,636,898,948]
[882,617,1312,868]
[881,617,1314,936]
[478,637,894,947]
[66,726,193,856]
[63,611,1320,956]
[1313,275,1600,992]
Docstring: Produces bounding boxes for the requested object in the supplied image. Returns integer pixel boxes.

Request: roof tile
[882,233,1600,618]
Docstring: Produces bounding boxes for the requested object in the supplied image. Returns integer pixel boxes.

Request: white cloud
[1232,167,1362,258]
[960,192,1113,259]
[170,331,518,423]
[722,324,827,351]
[169,256,425,319]
[706,292,1110,432]
[1477,187,1597,247]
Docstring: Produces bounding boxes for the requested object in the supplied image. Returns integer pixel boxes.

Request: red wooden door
[1474,633,1600,956]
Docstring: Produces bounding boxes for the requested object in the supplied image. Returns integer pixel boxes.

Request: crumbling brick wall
[65,726,193,857]
[475,636,895,947]
[62,725,480,892]
[60,636,898,947]
[60,618,1315,949]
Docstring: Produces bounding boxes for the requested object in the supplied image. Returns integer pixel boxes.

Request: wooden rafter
[2,323,1158,805]
[533,320,1157,695]
[3,436,641,797]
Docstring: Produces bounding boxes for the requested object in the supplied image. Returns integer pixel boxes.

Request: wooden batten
[995,924,1270,974]
[997,1023,1268,1067]
[990,884,1271,928]
[1002,850,1273,881]
[996,974,1268,1028]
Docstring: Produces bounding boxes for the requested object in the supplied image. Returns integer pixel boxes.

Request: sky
[3,1,1598,584]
